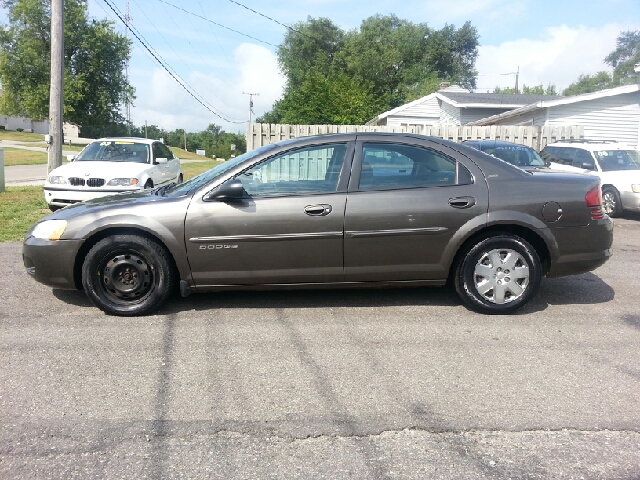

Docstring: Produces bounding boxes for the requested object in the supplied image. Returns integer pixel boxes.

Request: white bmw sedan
[44,137,183,211]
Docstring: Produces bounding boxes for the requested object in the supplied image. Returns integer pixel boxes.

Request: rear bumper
[547,217,614,277]
[22,236,83,289]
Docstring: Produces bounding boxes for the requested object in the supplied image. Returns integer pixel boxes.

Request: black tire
[177,174,183,183]
[602,187,622,217]
[81,234,176,316]
[49,205,62,212]
[454,235,542,314]
[144,179,154,189]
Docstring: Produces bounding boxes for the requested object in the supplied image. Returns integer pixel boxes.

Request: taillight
[585,185,604,220]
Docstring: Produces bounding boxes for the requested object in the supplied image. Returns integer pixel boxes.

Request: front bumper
[620,191,640,212]
[44,185,142,207]
[22,236,84,289]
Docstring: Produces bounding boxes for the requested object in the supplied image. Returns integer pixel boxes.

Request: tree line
[0,0,638,135]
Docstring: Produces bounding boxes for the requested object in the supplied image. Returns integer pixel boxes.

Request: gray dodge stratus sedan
[23,133,613,316]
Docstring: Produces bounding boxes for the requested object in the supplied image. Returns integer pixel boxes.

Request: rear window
[483,145,545,167]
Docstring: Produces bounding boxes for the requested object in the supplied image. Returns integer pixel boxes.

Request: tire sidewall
[82,235,174,316]
[602,187,621,217]
[455,235,542,314]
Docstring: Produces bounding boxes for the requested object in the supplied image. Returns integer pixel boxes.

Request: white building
[366,85,559,129]
[468,84,640,147]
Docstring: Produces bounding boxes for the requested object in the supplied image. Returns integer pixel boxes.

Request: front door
[185,142,352,286]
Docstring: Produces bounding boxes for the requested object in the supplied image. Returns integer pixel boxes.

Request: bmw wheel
[82,234,176,316]
[455,235,542,314]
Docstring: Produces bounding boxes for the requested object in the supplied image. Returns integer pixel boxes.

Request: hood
[49,160,152,179]
[47,189,166,220]
[598,169,640,184]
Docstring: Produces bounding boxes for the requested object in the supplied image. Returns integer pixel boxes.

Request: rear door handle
[304,204,332,216]
[449,196,476,209]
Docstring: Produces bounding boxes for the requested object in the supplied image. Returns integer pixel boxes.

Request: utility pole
[514,66,520,94]
[48,0,64,174]
[145,120,148,138]
[242,92,259,123]
[124,2,132,135]
[183,129,187,151]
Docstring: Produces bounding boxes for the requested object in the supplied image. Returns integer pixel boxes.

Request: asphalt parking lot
[2,213,640,479]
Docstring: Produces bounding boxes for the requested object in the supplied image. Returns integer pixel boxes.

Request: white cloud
[130,43,285,133]
[476,23,639,92]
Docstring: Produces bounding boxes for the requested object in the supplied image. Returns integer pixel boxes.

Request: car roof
[463,139,535,149]
[94,137,158,145]
[545,140,636,151]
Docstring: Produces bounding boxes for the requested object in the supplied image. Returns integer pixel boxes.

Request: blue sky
[4,0,640,133]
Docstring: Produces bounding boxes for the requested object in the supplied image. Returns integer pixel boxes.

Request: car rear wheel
[82,234,176,316]
[602,187,622,217]
[455,235,542,314]
[177,174,183,183]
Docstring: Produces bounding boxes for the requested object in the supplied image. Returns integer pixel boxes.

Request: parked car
[540,140,640,216]
[462,140,546,169]
[24,133,613,316]
[44,137,183,211]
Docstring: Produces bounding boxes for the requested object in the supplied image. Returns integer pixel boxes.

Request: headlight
[32,220,67,241]
[632,184,640,193]
[106,178,140,186]
[48,175,67,184]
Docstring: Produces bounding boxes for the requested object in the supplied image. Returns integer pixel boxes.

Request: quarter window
[238,143,347,196]
[358,143,471,190]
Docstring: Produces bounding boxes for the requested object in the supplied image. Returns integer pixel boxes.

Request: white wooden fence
[246,123,584,152]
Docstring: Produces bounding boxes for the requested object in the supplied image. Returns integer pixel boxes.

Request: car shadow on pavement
[50,271,614,316]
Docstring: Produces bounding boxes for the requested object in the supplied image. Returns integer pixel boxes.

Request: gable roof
[468,83,640,126]
[366,85,560,125]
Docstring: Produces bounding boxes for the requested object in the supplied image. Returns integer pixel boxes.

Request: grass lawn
[170,146,208,160]
[0,159,222,242]
[0,187,49,242]
[0,130,45,142]
[2,148,48,165]
[16,142,86,152]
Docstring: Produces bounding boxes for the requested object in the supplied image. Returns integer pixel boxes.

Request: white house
[468,84,640,147]
[366,84,559,128]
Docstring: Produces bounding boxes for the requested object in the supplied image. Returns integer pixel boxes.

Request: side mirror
[581,162,596,170]
[204,179,245,201]
[155,157,168,165]
[66,154,76,162]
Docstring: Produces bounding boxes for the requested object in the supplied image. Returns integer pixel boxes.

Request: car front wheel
[454,235,542,314]
[82,234,176,316]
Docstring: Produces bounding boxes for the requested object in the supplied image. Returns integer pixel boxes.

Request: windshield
[595,150,640,172]
[164,144,277,197]
[483,145,546,167]
[75,141,150,164]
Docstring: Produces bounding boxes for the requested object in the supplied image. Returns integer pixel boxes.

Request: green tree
[493,84,557,95]
[562,72,613,96]
[605,30,640,86]
[0,0,134,135]
[262,15,479,125]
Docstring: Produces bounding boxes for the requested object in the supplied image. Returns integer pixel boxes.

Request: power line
[157,0,276,47]
[100,0,244,123]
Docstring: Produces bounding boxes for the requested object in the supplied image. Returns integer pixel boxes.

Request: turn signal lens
[632,184,640,193]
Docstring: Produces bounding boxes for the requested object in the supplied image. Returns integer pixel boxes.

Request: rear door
[344,136,488,282]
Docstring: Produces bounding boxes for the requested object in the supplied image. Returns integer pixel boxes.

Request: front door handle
[304,204,332,216]
[449,196,476,209]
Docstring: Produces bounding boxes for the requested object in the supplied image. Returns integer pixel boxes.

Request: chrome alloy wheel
[473,248,530,304]
[602,190,617,215]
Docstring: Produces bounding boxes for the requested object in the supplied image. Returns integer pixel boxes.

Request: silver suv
[541,140,640,216]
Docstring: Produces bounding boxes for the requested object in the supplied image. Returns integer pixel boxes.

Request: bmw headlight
[632,184,640,193]
[106,178,140,186]
[32,220,67,241]
[48,175,67,184]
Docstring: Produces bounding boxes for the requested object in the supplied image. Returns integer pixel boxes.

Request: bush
[16,128,24,132]
[0,125,5,130]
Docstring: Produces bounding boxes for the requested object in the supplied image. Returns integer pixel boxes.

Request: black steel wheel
[82,234,176,316]
[602,187,622,217]
[455,235,542,314]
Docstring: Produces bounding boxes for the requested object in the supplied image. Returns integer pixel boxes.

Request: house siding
[439,100,461,125]
[461,108,516,125]
[545,92,640,146]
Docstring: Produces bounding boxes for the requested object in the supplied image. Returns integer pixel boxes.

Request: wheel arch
[73,227,180,290]
[447,223,552,283]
